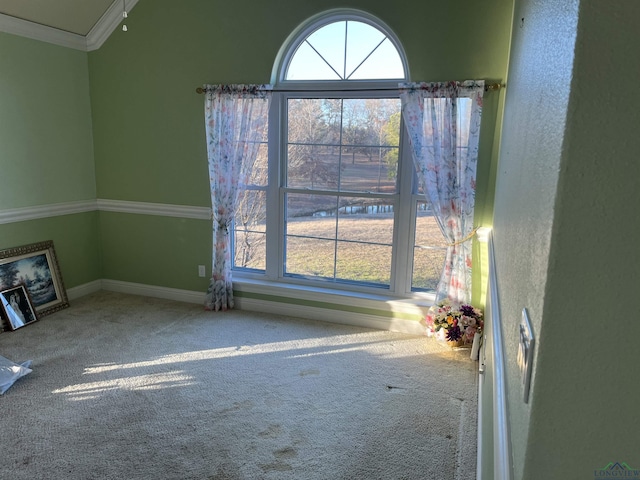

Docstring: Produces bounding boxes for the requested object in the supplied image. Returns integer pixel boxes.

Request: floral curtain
[203,84,272,311]
[399,81,484,303]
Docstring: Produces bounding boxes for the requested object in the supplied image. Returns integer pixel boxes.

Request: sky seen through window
[285,20,405,80]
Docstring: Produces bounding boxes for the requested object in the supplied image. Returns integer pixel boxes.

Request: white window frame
[232,9,439,302]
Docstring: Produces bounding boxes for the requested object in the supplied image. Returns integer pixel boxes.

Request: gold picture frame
[0,240,68,320]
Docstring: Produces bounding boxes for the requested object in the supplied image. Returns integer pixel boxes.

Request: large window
[284,96,399,286]
[232,11,453,296]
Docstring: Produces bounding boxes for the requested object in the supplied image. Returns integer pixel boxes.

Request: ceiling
[0,0,116,36]
[0,0,138,50]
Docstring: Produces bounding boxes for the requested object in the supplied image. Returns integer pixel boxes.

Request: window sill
[232,274,434,334]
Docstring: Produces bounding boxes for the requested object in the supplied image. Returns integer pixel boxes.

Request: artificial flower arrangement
[424,299,484,346]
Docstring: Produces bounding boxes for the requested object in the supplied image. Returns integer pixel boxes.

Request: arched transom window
[285,19,405,81]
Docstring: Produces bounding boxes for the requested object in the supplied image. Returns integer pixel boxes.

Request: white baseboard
[100,279,207,305]
[67,280,103,301]
[66,279,425,335]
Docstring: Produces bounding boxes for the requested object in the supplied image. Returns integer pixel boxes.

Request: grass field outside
[234,211,447,291]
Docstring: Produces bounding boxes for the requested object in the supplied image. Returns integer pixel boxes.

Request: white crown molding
[0,200,97,225]
[0,12,87,50]
[0,0,139,52]
[86,0,139,51]
[97,199,211,220]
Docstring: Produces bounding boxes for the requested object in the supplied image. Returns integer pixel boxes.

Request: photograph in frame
[0,284,38,330]
[0,240,69,318]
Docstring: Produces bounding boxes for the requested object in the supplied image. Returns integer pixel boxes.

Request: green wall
[0,0,513,301]
[0,32,96,208]
[99,212,211,291]
[88,0,513,298]
[0,213,102,289]
[492,0,640,477]
[0,32,100,289]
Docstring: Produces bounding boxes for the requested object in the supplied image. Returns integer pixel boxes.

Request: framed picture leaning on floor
[0,284,38,330]
[0,240,68,318]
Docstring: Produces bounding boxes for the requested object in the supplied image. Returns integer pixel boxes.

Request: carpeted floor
[0,291,478,480]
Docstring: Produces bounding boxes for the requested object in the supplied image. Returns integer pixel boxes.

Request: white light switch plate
[517,308,535,403]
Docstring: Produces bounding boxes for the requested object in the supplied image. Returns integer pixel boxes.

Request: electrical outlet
[198,265,206,277]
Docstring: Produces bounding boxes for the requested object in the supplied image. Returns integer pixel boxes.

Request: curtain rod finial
[196,87,205,94]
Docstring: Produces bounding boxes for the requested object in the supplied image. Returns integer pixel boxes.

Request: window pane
[340,146,398,192]
[286,42,341,80]
[344,21,385,79]
[234,231,266,270]
[335,197,393,284]
[287,144,341,190]
[306,21,346,78]
[233,190,267,271]
[286,193,338,221]
[285,237,335,278]
[336,197,394,245]
[341,98,400,191]
[412,247,446,291]
[348,38,405,80]
[336,242,391,285]
[412,201,447,290]
[285,192,336,278]
[287,98,341,144]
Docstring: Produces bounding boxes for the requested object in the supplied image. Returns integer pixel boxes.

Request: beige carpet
[0,291,478,479]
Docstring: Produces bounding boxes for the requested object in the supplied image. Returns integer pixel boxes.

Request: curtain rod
[195,83,503,95]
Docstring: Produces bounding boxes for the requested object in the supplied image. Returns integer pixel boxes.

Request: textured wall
[493,0,640,478]
[491,0,580,477]
[523,0,640,477]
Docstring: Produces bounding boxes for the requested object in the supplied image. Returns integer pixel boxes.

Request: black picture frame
[0,284,38,330]
[0,240,68,318]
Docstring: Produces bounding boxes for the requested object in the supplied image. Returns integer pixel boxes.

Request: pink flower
[465,326,477,340]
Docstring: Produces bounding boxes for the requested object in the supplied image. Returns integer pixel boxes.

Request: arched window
[233,10,448,295]
[284,17,406,81]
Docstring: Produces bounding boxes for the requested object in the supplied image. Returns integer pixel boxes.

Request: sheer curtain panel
[203,84,272,311]
[400,81,484,303]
